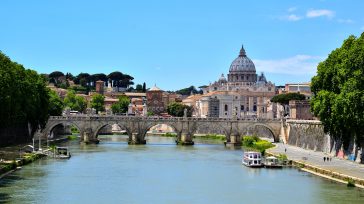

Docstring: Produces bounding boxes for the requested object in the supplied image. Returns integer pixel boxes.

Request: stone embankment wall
[284,120,363,163]
[285,120,330,152]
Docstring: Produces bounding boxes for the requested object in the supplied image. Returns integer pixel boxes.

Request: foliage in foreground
[310,33,364,157]
[0,51,51,144]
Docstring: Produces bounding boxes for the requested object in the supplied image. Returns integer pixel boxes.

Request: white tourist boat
[242,151,263,168]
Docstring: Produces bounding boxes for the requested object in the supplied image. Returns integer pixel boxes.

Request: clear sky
[1,0,363,90]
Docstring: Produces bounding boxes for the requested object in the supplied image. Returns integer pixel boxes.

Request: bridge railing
[48,115,283,122]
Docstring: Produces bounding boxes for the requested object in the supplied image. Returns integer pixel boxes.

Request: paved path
[267,143,364,180]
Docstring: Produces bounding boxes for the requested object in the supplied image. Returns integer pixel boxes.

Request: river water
[1,135,364,204]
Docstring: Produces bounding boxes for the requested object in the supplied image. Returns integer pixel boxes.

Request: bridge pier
[128,133,146,145]
[224,134,242,147]
[176,133,194,145]
[80,130,99,144]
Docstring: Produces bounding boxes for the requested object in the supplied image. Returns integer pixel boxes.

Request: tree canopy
[311,33,364,157]
[0,51,51,145]
[270,93,306,105]
[175,86,202,95]
[108,71,134,88]
[91,93,105,113]
[48,90,64,116]
[111,95,130,114]
[63,90,87,113]
[167,102,192,117]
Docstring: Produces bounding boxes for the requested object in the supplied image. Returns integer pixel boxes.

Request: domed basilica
[195,45,276,118]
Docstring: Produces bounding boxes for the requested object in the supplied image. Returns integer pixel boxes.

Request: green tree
[135,84,143,92]
[111,95,130,114]
[311,33,364,162]
[167,102,192,117]
[74,72,90,86]
[271,92,306,116]
[64,90,87,113]
[142,82,146,92]
[91,94,105,113]
[49,71,64,85]
[0,51,50,145]
[176,86,199,96]
[48,90,64,116]
[270,93,306,105]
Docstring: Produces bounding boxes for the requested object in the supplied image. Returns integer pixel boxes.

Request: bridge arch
[93,122,130,139]
[195,122,230,140]
[245,123,277,142]
[140,122,180,141]
[43,121,82,140]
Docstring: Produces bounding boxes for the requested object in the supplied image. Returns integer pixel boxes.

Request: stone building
[95,80,104,95]
[146,85,165,114]
[194,45,276,118]
[289,100,313,120]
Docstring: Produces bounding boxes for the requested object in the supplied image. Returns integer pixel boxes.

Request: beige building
[191,45,276,118]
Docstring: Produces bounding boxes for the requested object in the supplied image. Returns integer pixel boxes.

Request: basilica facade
[193,45,276,118]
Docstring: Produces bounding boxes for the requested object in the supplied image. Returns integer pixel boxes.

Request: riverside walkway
[267,143,364,187]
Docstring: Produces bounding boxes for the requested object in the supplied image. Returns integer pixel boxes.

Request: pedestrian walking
[285,148,287,153]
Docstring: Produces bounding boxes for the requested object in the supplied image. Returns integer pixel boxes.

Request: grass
[161,132,177,137]
[242,135,275,156]
[195,134,226,140]
[0,153,45,175]
[277,153,288,161]
[67,135,78,140]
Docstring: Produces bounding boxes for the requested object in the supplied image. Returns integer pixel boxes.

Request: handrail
[48,115,286,123]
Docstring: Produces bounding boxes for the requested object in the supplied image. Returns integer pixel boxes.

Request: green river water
[1,135,364,204]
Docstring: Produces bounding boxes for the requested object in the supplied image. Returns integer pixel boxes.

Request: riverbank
[0,152,46,178]
[267,144,364,189]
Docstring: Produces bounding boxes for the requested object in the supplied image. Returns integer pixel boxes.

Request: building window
[253,105,257,112]
[224,104,228,111]
[241,105,244,111]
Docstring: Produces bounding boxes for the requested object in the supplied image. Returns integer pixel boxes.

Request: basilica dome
[229,45,256,73]
[227,45,257,83]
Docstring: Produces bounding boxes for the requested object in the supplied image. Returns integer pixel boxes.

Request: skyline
[1,0,364,90]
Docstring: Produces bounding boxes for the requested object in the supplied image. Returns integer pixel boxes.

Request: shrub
[347,178,355,187]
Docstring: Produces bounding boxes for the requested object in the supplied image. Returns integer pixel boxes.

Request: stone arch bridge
[42,116,283,146]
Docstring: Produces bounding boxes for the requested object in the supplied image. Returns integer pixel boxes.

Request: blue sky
[1,0,363,90]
